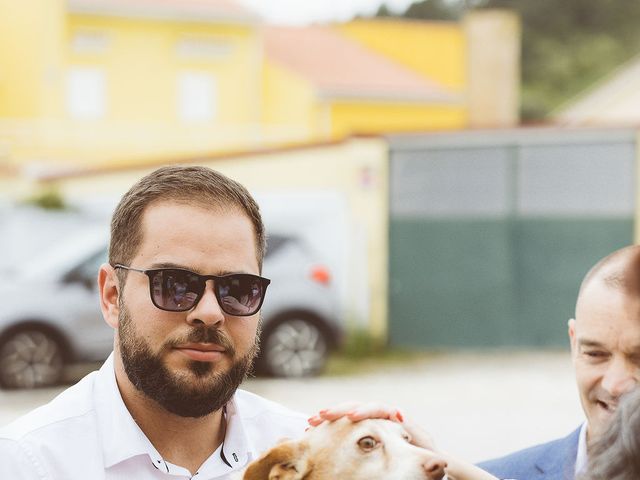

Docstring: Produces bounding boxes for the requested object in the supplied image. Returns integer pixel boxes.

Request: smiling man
[0,166,306,479]
[479,246,640,480]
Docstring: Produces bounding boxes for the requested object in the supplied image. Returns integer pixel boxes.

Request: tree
[404,0,460,21]
[375,4,393,17]
[376,0,640,120]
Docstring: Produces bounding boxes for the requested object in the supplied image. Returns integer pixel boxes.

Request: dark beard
[118,305,259,418]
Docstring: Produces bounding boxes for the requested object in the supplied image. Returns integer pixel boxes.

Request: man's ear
[568,318,577,354]
[243,441,308,480]
[98,263,120,329]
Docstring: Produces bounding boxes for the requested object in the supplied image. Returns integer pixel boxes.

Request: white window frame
[66,67,106,120]
[71,30,110,54]
[178,71,217,123]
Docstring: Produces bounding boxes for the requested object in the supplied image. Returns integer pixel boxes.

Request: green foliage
[341,329,387,357]
[375,0,640,120]
[24,188,68,210]
[481,0,640,119]
[375,4,393,17]
[404,0,462,21]
[325,328,427,376]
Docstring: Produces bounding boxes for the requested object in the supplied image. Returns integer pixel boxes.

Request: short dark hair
[580,388,640,480]
[109,166,265,273]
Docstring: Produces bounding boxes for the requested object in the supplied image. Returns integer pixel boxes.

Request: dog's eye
[357,436,379,451]
[402,433,412,443]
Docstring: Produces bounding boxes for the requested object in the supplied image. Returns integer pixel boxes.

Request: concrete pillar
[463,9,521,127]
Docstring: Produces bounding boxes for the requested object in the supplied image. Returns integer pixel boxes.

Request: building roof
[264,26,459,103]
[68,0,260,24]
[555,53,640,126]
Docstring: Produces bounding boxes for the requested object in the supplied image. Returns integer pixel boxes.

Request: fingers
[307,415,324,427]
[403,419,436,450]
[345,404,404,423]
[308,402,404,427]
[308,403,436,451]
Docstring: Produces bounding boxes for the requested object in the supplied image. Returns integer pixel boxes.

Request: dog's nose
[422,458,447,480]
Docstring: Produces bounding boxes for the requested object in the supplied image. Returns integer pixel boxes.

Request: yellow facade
[261,61,322,140]
[0,1,475,173]
[0,0,65,119]
[262,63,466,141]
[261,19,468,141]
[0,0,265,169]
[337,19,466,91]
[66,16,260,123]
[329,101,466,138]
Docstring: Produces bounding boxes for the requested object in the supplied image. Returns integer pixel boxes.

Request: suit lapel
[534,428,580,479]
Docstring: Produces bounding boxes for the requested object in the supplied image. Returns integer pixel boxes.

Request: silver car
[0,213,343,388]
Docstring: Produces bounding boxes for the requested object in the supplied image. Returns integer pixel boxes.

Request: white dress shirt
[574,421,588,477]
[0,353,307,479]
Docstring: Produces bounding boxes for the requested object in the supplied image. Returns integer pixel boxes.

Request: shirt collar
[220,396,250,466]
[575,421,588,475]
[195,396,252,477]
[93,353,253,473]
[94,353,166,469]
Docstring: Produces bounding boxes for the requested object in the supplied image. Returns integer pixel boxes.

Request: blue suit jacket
[478,428,580,480]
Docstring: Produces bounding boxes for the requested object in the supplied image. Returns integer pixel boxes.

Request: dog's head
[243,418,446,480]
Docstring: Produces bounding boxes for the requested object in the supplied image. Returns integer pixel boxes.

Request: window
[176,37,233,60]
[72,31,110,54]
[178,72,217,122]
[66,67,106,119]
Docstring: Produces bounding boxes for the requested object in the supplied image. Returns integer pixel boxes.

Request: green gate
[388,129,636,347]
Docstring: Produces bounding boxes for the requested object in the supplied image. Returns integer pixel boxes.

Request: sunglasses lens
[150,269,201,311]
[217,275,265,316]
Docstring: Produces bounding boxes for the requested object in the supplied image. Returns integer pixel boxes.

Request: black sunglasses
[114,264,270,316]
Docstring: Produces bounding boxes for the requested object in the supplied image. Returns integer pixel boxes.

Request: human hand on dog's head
[308,401,435,450]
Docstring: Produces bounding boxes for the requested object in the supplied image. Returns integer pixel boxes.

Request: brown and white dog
[242,418,447,480]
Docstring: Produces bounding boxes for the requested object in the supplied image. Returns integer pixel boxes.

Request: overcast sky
[236,0,417,25]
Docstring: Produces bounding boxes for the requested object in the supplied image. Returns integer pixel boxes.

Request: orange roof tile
[68,0,260,23]
[264,26,458,103]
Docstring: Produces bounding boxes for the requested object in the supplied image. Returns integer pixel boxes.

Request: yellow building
[339,13,521,129]
[0,0,265,172]
[337,19,466,91]
[0,1,518,184]
[262,25,466,140]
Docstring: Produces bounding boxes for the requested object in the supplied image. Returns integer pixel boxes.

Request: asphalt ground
[0,350,584,463]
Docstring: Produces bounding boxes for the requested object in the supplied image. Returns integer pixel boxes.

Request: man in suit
[479,245,640,480]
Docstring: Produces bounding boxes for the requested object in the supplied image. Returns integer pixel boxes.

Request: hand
[308,401,435,449]
[308,401,403,424]
[221,296,251,314]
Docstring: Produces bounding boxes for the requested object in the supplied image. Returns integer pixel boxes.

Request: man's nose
[601,357,638,398]
[186,281,225,327]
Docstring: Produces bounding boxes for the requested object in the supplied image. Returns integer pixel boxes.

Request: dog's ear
[243,440,308,480]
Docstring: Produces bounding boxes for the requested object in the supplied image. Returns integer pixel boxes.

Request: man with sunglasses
[0,166,307,479]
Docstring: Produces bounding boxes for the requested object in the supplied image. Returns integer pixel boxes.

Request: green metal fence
[388,129,636,347]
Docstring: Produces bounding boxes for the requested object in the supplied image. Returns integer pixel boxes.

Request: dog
[241,417,447,480]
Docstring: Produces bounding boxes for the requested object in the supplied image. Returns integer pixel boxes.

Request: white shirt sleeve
[0,438,49,480]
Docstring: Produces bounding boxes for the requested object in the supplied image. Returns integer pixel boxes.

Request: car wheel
[0,329,65,389]
[260,316,329,378]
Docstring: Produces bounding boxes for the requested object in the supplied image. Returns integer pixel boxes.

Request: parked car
[0,222,343,388]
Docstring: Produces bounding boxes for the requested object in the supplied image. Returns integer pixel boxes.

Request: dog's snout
[422,457,447,480]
